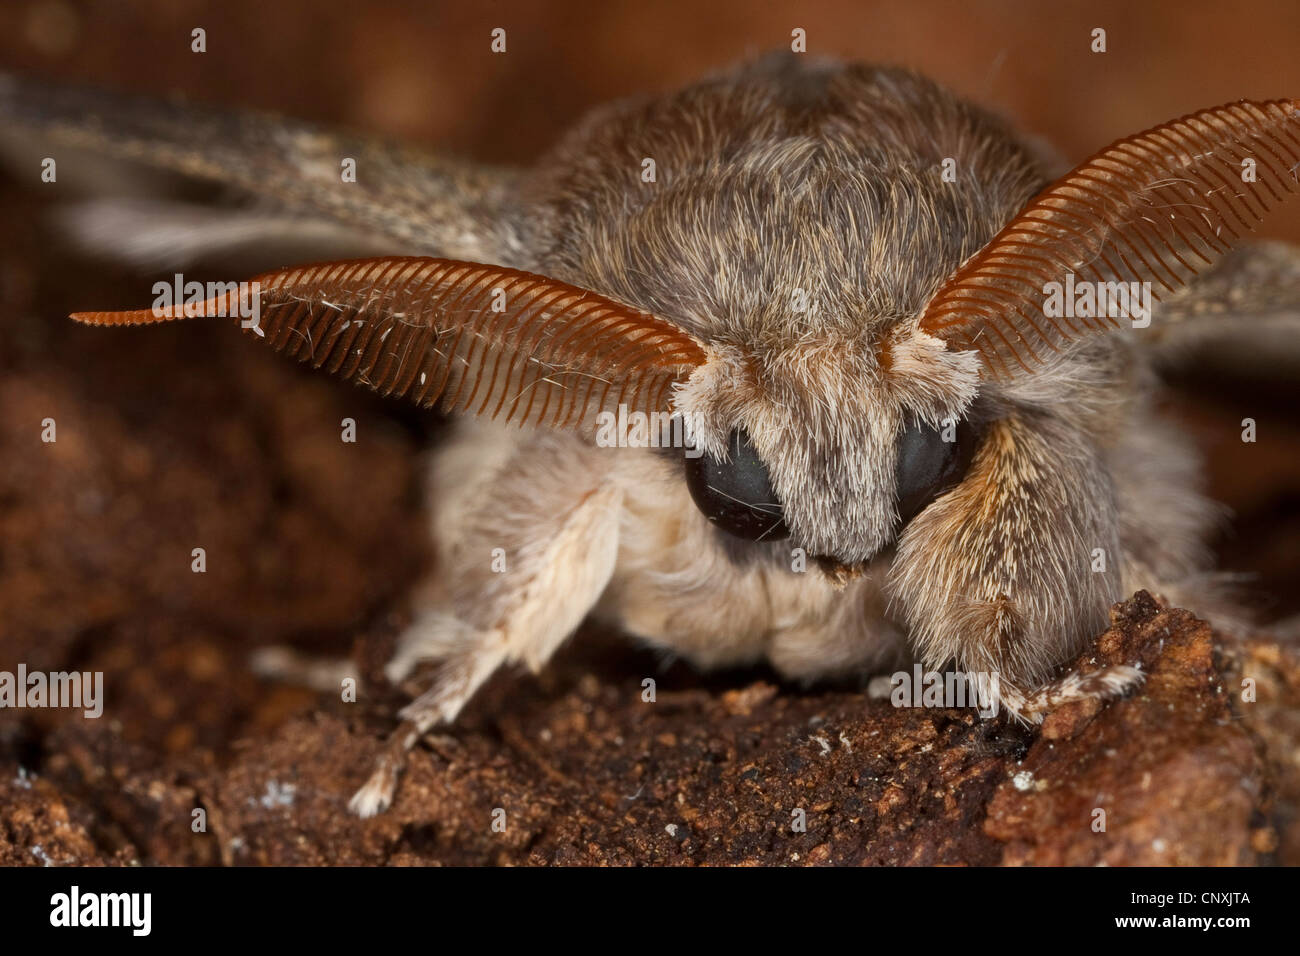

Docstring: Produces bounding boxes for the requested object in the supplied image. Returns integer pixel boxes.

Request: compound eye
[894,418,976,528]
[684,428,790,540]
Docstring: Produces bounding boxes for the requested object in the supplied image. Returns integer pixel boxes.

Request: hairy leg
[889,412,1141,723]
[350,427,622,816]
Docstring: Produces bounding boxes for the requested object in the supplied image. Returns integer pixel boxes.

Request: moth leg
[995,664,1144,724]
[890,412,1142,724]
[350,432,622,817]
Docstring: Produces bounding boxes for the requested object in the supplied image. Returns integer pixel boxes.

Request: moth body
[7,55,1298,816]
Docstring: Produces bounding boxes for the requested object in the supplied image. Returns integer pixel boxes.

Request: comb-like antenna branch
[71,257,708,431]
[918,98,1300,380]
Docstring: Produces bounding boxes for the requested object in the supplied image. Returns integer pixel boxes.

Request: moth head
[672,324,981,562]
[667,95,1300,567]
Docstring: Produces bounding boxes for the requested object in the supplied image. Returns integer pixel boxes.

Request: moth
[4,56,1299,816]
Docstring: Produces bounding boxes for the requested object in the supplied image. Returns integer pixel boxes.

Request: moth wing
[48,197,399,272]
[0,74,519,265]
[1144,239,1300,376]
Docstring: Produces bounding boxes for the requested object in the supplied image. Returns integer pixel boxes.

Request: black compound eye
[684,428,790,541]
[894,418,977,528]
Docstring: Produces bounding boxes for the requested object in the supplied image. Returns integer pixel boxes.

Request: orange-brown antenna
[918,99,1300,380]
[73,257,708,429]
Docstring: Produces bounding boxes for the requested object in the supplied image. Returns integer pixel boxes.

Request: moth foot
[349,755,400,818]
[999,664,1144,725]
[349,718,428,817]
[349,656,489,817]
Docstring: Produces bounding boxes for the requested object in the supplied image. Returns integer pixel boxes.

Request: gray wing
[48,197,402,271]
[0,73,523,265]
[1148,241,1300,376]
